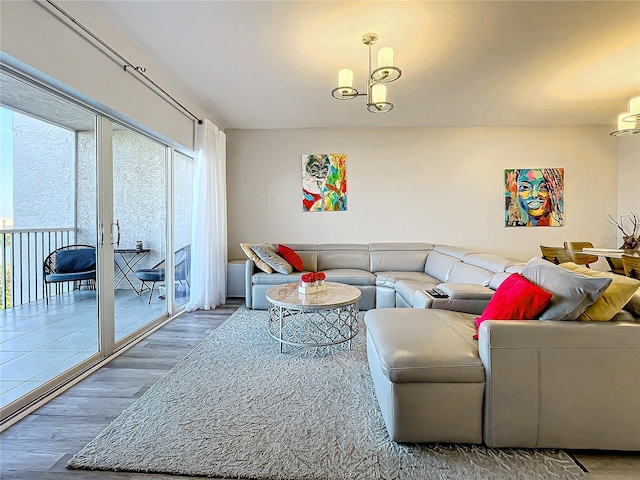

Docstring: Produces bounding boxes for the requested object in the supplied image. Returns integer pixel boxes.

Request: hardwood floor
[0,297,638,479]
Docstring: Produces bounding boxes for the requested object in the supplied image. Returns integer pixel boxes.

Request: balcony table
[114,248,151,295]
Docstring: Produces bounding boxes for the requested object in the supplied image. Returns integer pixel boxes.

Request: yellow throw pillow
[559,262,640,321]
[240,243,273,274]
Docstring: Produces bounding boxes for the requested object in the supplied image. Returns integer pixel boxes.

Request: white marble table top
[265,282,361,310]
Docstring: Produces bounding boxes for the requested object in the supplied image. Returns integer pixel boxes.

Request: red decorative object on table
[299,271,327,294]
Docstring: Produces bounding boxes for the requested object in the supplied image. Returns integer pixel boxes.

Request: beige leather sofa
[244,243,523,310]
[242,242,640,449]
[365,308,640,450]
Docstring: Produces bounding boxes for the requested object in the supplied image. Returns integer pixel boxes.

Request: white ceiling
[86,0,639,130]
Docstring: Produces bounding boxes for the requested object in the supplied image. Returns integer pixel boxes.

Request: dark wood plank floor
[1,297,638,479]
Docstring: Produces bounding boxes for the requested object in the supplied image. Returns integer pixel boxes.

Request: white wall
[227,126,619,264]
[617,135,640,246]
[12,113,75,229]
[0,0,205,150]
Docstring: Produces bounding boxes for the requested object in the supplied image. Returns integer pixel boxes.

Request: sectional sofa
[244,243,524,311]
[242,242,640,450]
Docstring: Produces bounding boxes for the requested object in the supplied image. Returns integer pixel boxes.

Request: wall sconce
[331,33,401,114]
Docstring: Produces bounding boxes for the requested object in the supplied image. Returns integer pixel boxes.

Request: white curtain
[185,119,227,311]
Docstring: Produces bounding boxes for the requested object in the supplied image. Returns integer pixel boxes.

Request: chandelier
[331,33,401,114]
[610,96,640,136]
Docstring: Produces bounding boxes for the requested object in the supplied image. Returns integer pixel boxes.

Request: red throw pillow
[277,244,303,272]
[473,273,552,339]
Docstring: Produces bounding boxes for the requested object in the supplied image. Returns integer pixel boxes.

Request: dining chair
[564,242,599,269]
[622,254,640,280]
[539,246,571,265]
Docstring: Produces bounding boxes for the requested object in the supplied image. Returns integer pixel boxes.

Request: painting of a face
[302,154,347,212]
[505,168,564,227]
[517,169,551,219]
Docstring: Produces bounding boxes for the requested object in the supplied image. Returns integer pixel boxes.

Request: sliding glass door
[112,125,167,341]
[0,66,194,421]
[0,71,100,411]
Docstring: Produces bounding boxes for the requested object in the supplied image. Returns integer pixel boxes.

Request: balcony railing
[0,228,76,309]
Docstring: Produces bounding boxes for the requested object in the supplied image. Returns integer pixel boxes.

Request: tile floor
[0,288,174,408]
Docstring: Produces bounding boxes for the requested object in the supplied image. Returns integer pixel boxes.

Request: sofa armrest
[245,259,254,308]
[412,288,490,315]
[478,320,640,450]
[437,283,494,300]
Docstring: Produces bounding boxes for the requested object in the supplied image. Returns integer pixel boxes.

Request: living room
[1,1,639,479]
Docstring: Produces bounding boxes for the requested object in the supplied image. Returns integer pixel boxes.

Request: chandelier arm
[367,41,373,106]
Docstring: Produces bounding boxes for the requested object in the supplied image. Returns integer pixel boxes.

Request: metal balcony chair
[622,254,640,280]
[135,245,190,304]
[43,245,96,305]
[539,245,571,265]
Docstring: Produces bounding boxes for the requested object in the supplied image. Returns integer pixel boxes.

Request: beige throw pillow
[240,243,273,274]
[559,262,640,321]
[623,290,640,318]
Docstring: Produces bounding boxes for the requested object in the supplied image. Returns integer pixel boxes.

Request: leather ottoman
[365,308,485,443]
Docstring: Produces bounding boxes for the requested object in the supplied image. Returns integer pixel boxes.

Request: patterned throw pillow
[239,243,273,274]
[251,243,293,275]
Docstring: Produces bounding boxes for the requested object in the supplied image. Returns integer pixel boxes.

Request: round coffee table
[265,282,361,352]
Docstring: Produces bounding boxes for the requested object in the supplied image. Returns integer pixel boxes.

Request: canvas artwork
[505,168,564,227]
[302,154,347,212]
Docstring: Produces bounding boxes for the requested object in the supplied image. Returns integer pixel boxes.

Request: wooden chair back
[622,254,640,280]
[540,245,571,265]
[564,241,599,268]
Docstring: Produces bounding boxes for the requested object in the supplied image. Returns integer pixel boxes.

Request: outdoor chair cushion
[136,268,165,282]
[56,248,96,273]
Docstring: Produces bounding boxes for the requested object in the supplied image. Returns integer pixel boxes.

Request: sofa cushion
[365,308,484,383]
[240,243,273,274]
[251,243,293,274]
[375,271,436,288]
[395,279,440,306]
[424,251,461,282]
[521,257,611,321]
[277,244,303,272]
[322,269,376,286]
[369,243,432,272]
[252,271,305,285]
[462,253,514,273]
[317,244,369,271]
[447,263,494,286]
[433,245,471,259]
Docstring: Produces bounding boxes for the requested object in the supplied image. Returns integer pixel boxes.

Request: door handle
[111,220,120,247]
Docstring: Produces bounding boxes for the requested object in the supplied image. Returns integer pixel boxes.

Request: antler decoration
[609,212,640,249]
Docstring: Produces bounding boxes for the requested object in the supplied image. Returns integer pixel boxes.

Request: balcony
[0,228,168,409]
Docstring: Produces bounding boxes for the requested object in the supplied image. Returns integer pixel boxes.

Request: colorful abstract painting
[505,168,564,227]
[302,154,347,212]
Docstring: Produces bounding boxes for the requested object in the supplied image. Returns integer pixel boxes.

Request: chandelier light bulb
[378,47,394,69]
[372,84,387,105]
[624,96,640,121]
[338,68,353,93]
[611,112,640,136]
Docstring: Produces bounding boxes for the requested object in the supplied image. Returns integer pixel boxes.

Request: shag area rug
[68,307,585,479]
